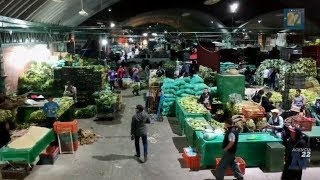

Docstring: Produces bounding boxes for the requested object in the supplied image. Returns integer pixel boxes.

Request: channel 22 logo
[301,151,311,158]
[293,148,311,158]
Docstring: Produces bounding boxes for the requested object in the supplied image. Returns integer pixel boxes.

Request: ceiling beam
[2,0,25,17]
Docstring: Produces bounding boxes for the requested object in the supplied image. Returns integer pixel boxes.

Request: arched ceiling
[120,9,228,32]
[237,10,320,35]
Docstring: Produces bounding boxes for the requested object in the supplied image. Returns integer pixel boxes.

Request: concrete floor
[3,89,320,180]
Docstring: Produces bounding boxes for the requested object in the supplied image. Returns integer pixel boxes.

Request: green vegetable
[74,105,97,119]
[199,65,217,86]
[0,110,13,123]
[93,90,118,109]
[18,62,54,94]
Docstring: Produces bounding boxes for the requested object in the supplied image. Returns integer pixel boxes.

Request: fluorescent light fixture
[101,39,108,45]
[129,38,133,42]
[52,0,64,2]
[211,21,214,24]
[143,33,148,37]
[79,9,88,16]
[230,2,239,13]
[204,0,220,5]
[182,13,191,17]
[258,20,262,23]
[164,30,167,34]
[110,22,115,28]
[108,8,112,12]
[151,33,158,36]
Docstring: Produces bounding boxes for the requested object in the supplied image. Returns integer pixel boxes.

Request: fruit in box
[179,96,209,114]
[187,118,208,131]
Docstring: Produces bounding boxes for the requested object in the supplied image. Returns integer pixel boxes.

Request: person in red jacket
[117,66,125,89]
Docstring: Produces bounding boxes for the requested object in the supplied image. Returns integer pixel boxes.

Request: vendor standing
[43,95,60,128]
[64,81,77,102]
[262,109,284,137]
[292,89,305,112]
[261,92,276,113]
[198,88,213,111]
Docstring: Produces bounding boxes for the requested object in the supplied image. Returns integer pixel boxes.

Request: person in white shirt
[262,109,284,138]
[263,68,270,86]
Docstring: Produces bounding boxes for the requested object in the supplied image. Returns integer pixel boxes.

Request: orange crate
[216,157,246,176]
[291,116,315,131]
[53,120,78,134]
[242,106,265,119]
[182,148,201,171]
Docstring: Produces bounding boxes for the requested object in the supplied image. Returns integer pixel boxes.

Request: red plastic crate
[39,146,59,165]
[242,106,265,119]
[182,148,201,171]
[291,116,315,131]
[216,157,246,176]
[54,120,78,134]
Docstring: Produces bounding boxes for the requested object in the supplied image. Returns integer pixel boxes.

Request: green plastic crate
[265,142,285,172]
[217,74,245,105]
[185,118,207,147]
[175,99,210,135]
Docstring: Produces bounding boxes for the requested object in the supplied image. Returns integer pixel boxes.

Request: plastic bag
[165,97,176,102]
[194,83,208,91]
[175,89,185,96]
[184,89,194,95]
[163,78,174,84]
[210,87,217,94]
[180,93,189,97]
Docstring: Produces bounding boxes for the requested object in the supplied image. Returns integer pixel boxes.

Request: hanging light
[79,0,88,16]
[230,2,239,13]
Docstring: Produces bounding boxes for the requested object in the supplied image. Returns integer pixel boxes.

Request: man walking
[215,118,243,180]
[131,105,150,162]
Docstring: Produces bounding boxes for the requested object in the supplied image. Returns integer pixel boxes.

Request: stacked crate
[265,142,285,172]
[54,67,103,103]
[53,120,79,153]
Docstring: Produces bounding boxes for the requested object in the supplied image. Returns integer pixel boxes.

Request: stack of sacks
[162,78,177,116]
[161,75,208,116]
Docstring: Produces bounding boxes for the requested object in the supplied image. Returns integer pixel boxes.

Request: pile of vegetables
[292,58,317,78]
[18,62,54,94]
[93,90,118,109]
[0,110,13,122]
[74,105,97,119]
[187,118,209,131]
[255,59,292,90]
[270,92,283,103]
[307,39,320,46]
[209,119,224,130]
[179,96,210,114]
[163,61,176,69]
[199,65,217,87]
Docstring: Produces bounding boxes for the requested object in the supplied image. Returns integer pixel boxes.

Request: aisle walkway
[24,90,319,180]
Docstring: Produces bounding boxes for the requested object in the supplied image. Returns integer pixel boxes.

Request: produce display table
[175,99,211,134]
[0,129,55,164]
[17,98,74,123]
[185,117,208,147]
[195,132,282,167]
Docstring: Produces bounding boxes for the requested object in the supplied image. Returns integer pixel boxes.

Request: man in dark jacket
[282,127,308,180]
[131,105,150,162]
[198,88,213,111]
[261,92,276,113]
[215,118,243,180]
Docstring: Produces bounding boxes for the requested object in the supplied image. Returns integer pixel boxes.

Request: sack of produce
[190,75,204,84]
[165,97,176,102]
[175,89,185,96]
[210,87,217,94]
[163,78,174,84]
[193,83,208,92]
[184,89,194,95]
[183,77,191,83]
[180,93,189,97]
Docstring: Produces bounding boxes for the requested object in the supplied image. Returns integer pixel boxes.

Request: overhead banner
[284,9,305,30]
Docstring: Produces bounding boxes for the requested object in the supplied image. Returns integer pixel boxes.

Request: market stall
[175,97,211,134]
[195,132,282,167]
[0,126,55,164]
